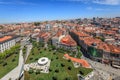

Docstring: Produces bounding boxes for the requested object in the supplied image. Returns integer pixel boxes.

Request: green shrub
[3,62,7,67]
[35,58,38,61]
[35,70,40,75]
[61,63,65,67]
[64,77,71,80]
[56,57,58,59]
[49,69,52,72]
[0,60,3,64]
[0,44,20,60]
[55,69,59,73]
[12,59,16,62]
[49,49,51,51]
[53,52,56,55]
[52,76,57,80]
[29,57,33,60]
[29,69,33,74]
[51,59,53,61]
[68,59,71,62]
[79,71,84,75]
[68,66,72,70]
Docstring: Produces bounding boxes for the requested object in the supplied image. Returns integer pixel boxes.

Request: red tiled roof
[55,30,63,37]
[104,31,116,35]
[81,37,101,46]
[60,35,77,46]
[98,43,110,52]
[111,28,119,31]
[109,45,120,54]
[0,36,12,42]
[72,30,89,37]
[64,54,91,68]
[23,31,30,34]
[81,37,120,54]
[38,32,50,39]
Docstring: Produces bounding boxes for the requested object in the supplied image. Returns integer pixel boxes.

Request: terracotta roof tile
[72,30,89,37]
[0,36,12,42]
[60,35,77,46]
[64,54,91,68]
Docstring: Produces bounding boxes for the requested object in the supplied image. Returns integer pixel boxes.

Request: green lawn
[0,53,19,78]
[0,44,20,78]
[70,51,82,58]
[25,46,93,80]
[23,46,27,59]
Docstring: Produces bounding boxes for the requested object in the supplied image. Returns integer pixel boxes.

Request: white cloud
[0,1,36,5]
[57,0,120,5]
[0,2,13,4]
[86,6,111,11]
[86,7,93,10]
[93,0,120,5]
[95,8,105,11]
[95,8,110,11]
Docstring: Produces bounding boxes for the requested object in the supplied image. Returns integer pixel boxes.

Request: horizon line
[0,16,119,24]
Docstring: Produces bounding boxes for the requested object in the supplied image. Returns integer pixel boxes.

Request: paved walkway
[1,49,24,80]
[25,44,32,62]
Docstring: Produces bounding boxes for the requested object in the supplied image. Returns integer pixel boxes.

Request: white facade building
[0,35,20,53]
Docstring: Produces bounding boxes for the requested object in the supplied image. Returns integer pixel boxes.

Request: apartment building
[0,35,21,53]
[70,30,120,68]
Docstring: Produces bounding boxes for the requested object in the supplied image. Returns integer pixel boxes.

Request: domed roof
[38,57,49,65]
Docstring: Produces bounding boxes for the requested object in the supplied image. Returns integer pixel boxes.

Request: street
[81,56,120,80]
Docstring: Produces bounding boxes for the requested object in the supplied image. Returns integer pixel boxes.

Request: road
[81,56,120,80]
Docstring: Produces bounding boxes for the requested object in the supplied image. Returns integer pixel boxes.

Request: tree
[64,77,71,80]
[51,45,56,50]
[0,44,20,59]
[35,70,40,75]
[32,53,34,55]
[56,57,58,59]
[79,71,84,75]
[77,46,80,51]
[51,59,53,61]
[49,49,51,51]
[29,57,33,60]
[3,62,7,66]
[68,66,72,70]
[12,58,16,62]
[0,60,3,64]
[61,63,65,67]
[52,76,57,80]
[34,22,40,26]
[29,69,33,74]
[40,51,42,53]
[35,58,38,61]
[55,69,59,73]
[68,59,71,62]
[53,52,56,55]
[49,68,52,72]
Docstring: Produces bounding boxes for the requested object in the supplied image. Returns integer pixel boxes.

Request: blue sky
[0,0,120,23]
